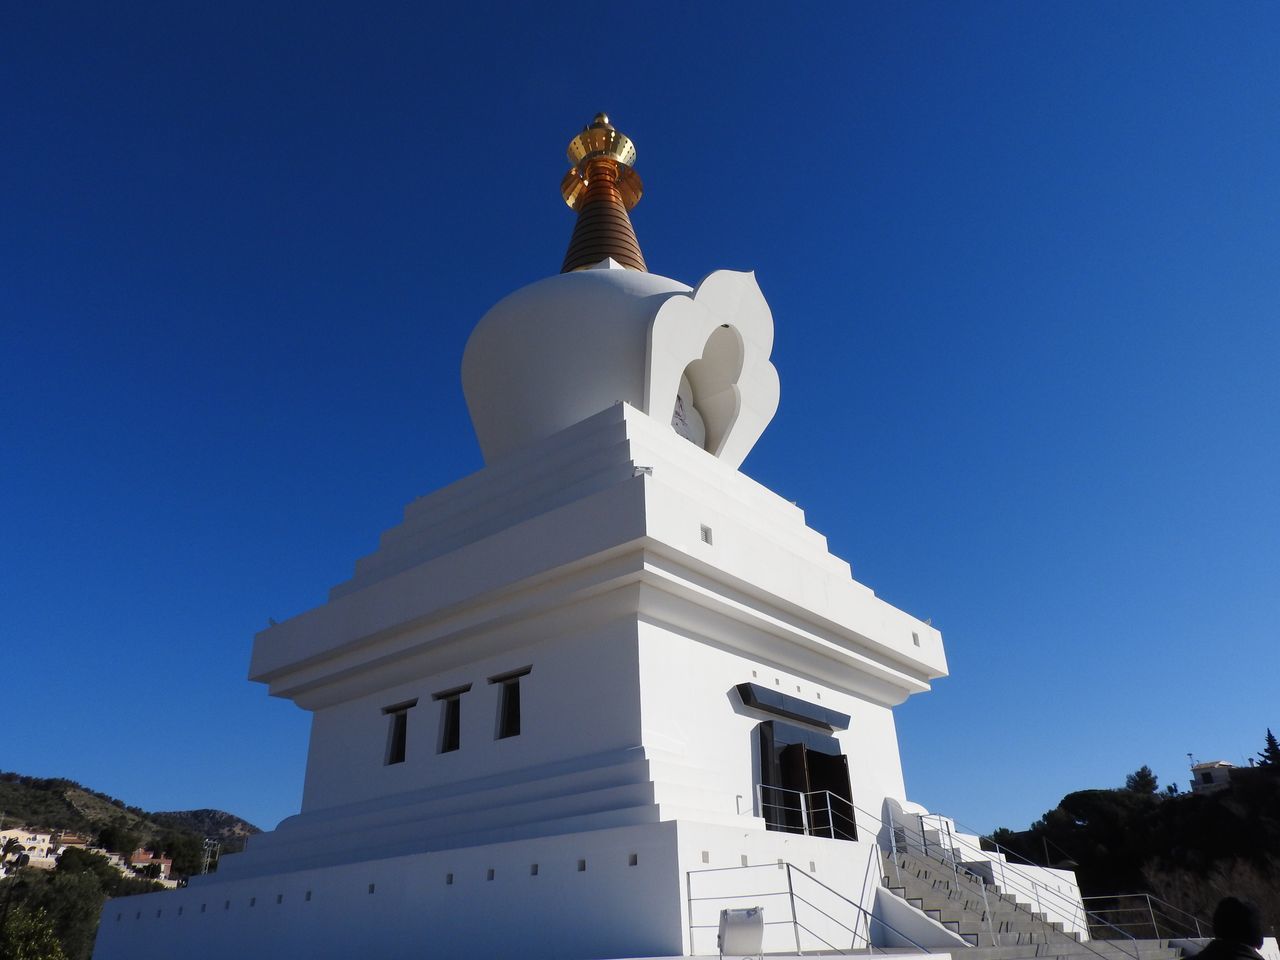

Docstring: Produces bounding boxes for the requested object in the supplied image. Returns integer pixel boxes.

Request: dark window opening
[489,668,530,740]
[497,681,520,738]
[440,698,460,753]
[433,684,471,753]
[387,712,408,764]
[757,720,857,841]
[382,699,417,765]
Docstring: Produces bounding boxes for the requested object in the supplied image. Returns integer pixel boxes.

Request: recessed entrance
[758,721,857,841]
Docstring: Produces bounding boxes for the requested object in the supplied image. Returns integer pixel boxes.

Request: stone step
[888,878,1036,921]
[960,931,1075,947]
[959,943,1180,960]
[880,858,1124,948]
[883,887,1077,941]
[885,852,1044,917]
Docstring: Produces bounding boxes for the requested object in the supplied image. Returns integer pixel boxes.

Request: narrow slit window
[433,684,471,753]
[440,698,460,752]
[382,699,418,765]
[489,667,531,740]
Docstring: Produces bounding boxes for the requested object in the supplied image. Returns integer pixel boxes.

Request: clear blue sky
[3,2,1277,837]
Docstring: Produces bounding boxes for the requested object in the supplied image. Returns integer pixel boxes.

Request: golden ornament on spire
[560,113,648,273]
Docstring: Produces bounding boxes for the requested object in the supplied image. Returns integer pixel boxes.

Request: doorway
[759,721,856,840]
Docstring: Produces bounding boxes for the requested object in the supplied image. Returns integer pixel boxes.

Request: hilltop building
[95,115,1092,960]
[1188,760,1234,795]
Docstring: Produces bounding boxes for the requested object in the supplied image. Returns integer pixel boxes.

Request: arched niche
[670,325,744,455]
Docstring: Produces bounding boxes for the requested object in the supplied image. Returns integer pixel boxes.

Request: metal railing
[746,787,1177,960]
[921,814,1198,952]
[687,860,936,956]
[756,784,859,841]
[1081,894,1207,940]
[891,811,1143,960]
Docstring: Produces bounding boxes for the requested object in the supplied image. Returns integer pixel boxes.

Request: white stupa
[94,114,1087,960]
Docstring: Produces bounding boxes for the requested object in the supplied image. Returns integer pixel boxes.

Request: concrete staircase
[880,850,1181,960]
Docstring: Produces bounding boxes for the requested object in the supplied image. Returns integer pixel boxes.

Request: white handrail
[686,860,939,955]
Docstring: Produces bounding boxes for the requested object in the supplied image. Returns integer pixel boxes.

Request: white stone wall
[298,615,642,813]
[96,823,685,960]
[97,818,892,960]
[636,619,908,830]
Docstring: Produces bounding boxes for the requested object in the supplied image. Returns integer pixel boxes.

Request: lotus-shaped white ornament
[462,262,779,468]
[642,269,780,469]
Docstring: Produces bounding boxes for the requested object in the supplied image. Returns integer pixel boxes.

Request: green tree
[1258,728,1280,767]
[153,830,202,879]
[0,905,67,960]
[109,875,162,897]
[0,840,24,872]
[982,827,1020,854]
[94,825,139,858]
[1125,765,1159,793]
[24,871,103,960]
[53,850,116,890]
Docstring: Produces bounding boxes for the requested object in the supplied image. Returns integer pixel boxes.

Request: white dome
[462,262,690,463]
[462,259,781,469]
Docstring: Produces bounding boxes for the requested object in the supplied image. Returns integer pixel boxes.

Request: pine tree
[1258,728,1280,767]
[0,905,68,960]
[1124,765,1159,793]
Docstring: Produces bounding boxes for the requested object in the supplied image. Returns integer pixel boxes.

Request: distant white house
[0,828,61,875]
[128,848,174,880]
[1189,759,1234,794]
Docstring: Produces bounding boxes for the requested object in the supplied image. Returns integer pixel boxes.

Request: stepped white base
[94,820,883,960]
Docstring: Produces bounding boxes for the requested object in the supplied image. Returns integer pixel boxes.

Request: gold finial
[561,114,642,211]
[560,113,647,273]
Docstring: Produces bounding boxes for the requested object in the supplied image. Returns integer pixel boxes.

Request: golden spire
[560,113,648,273]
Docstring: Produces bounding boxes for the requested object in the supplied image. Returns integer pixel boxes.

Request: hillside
[149,808,259,846]
[0,771,260,857]
[989,764,1280,935]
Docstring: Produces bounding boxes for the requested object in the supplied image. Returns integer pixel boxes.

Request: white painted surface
[92,254,1083,959]
[462,263,778,468]
[98,823,686,960]
[636,620,910,830]
[97,401,955,957]
[872,885,971,949]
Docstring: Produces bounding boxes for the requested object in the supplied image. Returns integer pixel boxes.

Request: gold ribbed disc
[561,165,643,211]
[566,125,637,168]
